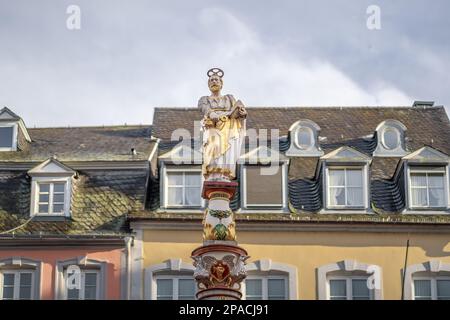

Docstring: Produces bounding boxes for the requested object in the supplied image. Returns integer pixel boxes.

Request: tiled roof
[0,169,147,235]
[139,106,450,220]
[0,125,155,162]
[153,106,450,155]
[0,124,155,236]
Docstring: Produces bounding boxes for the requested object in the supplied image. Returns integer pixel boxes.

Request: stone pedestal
[192,181,249,300]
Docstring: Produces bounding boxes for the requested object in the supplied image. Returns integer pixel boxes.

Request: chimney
[412,100,434,108]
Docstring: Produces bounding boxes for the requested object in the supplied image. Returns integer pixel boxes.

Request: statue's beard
[210,84,221,92]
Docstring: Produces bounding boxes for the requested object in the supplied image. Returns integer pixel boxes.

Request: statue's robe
[198,94,246,180]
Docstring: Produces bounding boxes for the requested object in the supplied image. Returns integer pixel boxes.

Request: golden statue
[199,68,247,181]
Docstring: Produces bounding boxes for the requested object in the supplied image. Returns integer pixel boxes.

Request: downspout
[124,236,133,300]
[401,235,410,300]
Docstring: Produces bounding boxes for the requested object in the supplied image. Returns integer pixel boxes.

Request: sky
[0,0,449,127]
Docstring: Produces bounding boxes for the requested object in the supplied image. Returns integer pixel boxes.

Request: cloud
[0,1,447,127]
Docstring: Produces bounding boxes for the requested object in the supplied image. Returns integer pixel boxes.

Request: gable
[403,146,449,163]
[28,158,75,176]
[321,146,371,162]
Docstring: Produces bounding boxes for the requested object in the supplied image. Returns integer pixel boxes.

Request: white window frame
[0,122,18,151]
[63,269,100,300]
[286,119,323,157]
[327,276,374,300]
[162,166,204,209]
[240,163,288,211]
[243,275,288,300]
[412,276,450,300]
[373,120,408,157]
[325,166,368,210]
[0,270,35,300]
[154,275,196,300]
[407,167,449,210]
[30,176,72,217]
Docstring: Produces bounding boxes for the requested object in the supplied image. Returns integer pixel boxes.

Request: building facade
[130,104,450,300]
[1,104,450,300]
[0,107,157,300]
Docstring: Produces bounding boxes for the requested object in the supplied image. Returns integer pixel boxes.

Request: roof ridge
[154,106,445,110]
[28,124,152,129]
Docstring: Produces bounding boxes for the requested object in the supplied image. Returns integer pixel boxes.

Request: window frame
[154,275,196,300]
[412,276,450,300]
[0,269,35,300]
[0,122,18,151]
[407,167,448,210]
[325,166,368,210]
[162,167,204,209]
[243,275,289,300]
[30,177,72,217]
[327,275,374,300]
[63,268,100,300]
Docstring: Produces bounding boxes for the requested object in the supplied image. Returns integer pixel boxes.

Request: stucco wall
[0,247,123,299]
[141,229,450,300]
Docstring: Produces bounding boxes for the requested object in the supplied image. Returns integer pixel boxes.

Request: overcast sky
[0,0,449,127]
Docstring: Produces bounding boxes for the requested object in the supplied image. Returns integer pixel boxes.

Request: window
[165,170,202,207]
[413,278,450,300]
[286,119,323,157]
[295,127,313,150]
[0,126,14,149]
[155,277,195,300]
[244,277,287,300]
[0,270,34,300]
[243,165,285,208]
[65,269,99,300]
[327,168,365,208]
[37,182,66,214]
[374,120,407,157]
[409,169,446,208]
[382,127,400,150]
[328,277,373,300]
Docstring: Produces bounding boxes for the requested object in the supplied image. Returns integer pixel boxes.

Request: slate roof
[0,125,155,236]
[0,125,155,162]
[133,105,450,222]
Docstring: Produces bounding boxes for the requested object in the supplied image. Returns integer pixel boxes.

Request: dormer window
[238,146,289,212]
[161,165,204,209]
[0,107,31,152]
[37,182,66,214]
[28,158,75,217]
[403,147,450,212]
[409,167,447,209]
[286,119,323,157]
[374,120,407,156]
[0,123,17,151]
[321,147,371,212]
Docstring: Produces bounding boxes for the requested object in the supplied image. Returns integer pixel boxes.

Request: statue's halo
[207,68,224,78]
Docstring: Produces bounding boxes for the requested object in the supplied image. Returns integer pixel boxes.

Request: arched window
[317,259,382,300]
[404,260,450,300]
[374,120,407,156]
[55,257,107,300]
[0,257,42,300]
[244,259,297,300]
[144,258,195,300]
[286,120,323,157]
